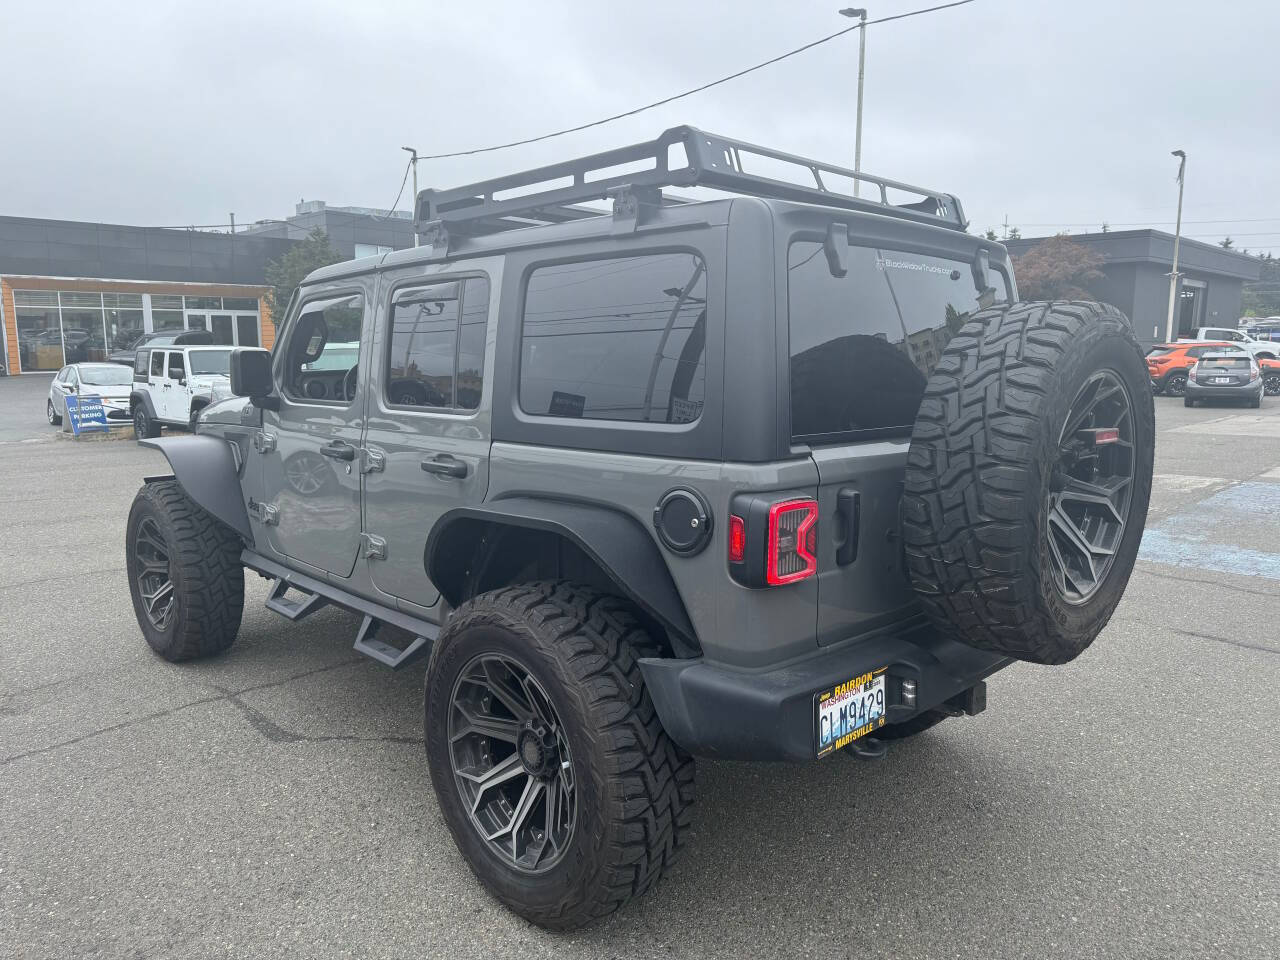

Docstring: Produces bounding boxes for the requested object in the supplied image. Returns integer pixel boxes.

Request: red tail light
[728,514,746,564]
[766,499,818,585]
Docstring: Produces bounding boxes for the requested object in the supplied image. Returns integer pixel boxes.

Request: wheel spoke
[482,660,534,722]
[1059,475,1130,524]
[450,703,520,744]
[1049,505,1098,580]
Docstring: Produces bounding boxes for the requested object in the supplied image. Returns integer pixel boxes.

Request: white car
[1179,327,1278,361]
[129,345,234,438]
[47,363,134,426]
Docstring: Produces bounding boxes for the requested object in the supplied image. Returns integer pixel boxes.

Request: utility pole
[1164,150,1187,343]
[402,147,419,247]
[839,8,868,196]
[229,213,235,234]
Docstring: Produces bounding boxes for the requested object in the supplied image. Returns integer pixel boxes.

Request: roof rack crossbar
[415,125,968,238]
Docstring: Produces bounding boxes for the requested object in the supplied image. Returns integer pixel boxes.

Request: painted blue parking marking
[1138,481,1280,581]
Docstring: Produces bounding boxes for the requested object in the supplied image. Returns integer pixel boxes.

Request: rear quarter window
[518,252,707,424]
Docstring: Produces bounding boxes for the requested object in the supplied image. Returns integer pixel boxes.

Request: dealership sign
[64,394,109,435]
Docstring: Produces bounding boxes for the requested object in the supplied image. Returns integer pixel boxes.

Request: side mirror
[67,384,77,393]
[230,348,275,404]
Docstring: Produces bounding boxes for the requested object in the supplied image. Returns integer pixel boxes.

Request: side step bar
[243,549,439,671]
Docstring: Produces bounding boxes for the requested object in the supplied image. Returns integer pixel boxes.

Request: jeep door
[257,280,373,578]
[360,263,497,609]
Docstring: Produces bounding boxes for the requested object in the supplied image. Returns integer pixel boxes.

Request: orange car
[1147,341,1248,396]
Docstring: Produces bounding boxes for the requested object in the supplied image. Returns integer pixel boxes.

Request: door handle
[421,454,468,479]
[320,441,356,461]
[835,487,860,566]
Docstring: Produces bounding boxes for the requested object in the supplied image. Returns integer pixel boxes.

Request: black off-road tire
[125,480,245,661]
[133,404,160,440]
[903,301,1155,665]
[424,581,694,931]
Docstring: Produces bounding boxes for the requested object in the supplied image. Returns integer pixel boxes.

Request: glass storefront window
[185,296,222,310]
[152,310,185,332]
[152,295,183,310]
[106,308,145,350]
[60,308,108,363]
[16,306,63,371]
[223,297,259,311]
[236,316,260,347]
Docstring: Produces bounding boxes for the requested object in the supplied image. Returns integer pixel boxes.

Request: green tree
[983,228,999,241]
[1220,236,1235,249]
[1242,252,1280,316]
[1011,234,1105,300]
[1006,226,1022,240]
[264,228,344,327]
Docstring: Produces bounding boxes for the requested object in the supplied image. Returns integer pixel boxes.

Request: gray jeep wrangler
[125,127,1155,930]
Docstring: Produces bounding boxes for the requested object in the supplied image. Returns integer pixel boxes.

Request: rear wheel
[133,405,160,440]
[125,480,244,661]
[424,582,694,930]
[1184,396,1195,408]
[1264,372,1280,397]
[1164,372,1188,397]
[903,301,1155,665]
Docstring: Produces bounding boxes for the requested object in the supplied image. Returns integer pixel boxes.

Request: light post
[839,7,868,196]
[1164,150,1187,343]
[402,146,419,246]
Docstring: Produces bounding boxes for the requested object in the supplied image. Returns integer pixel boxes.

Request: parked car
[1179,326,1278,360]
[1243,320,1280,343]
[1147,341,1248,395]
[124,125,1155,930]
[46,362,134,425]
[1184,351,1264,408]
[128,345,233,436]
[107,329,213,365]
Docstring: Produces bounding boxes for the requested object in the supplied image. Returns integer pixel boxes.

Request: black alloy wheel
[447,653,576,873]
[133,516,176,630]
[1264,372,1280,397]
[1046,370,1136,605]
[1164,372,1188,397]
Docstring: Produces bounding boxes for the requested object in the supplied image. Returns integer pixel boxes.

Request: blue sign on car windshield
[65,394,109,435]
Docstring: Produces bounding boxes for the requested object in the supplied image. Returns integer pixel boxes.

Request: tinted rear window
[1146,347,1174,357]
[788,243,1006,442]
[519,253,707,424]
[1201,357,1250,369]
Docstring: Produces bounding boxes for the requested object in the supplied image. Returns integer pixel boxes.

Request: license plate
[815,669,887,758]
[1213,377,1232,384]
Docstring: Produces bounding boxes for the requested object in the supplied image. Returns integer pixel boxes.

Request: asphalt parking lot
[1,372,1277,960]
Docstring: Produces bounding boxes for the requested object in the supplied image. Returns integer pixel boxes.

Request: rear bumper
[1185,380,1262,400]
[639,619,1010,762]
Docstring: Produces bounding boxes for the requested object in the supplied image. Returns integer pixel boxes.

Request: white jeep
[129,344,234,439]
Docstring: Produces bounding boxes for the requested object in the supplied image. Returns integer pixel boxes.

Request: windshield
[788,242,1009,441]
[79,365,133,386]
[187,350,232,376]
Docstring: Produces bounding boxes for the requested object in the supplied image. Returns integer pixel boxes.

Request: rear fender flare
[140,435,252,541]
[426,498,698,656]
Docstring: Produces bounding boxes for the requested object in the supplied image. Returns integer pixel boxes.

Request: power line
[410,0,977,161]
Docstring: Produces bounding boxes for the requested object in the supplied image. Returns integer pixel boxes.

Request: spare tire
[902,301,1154,665]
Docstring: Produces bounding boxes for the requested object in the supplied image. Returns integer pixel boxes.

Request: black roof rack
[414,125,967,247]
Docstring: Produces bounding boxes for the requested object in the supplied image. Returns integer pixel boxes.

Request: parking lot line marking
[1170,415,1280,439]
[1138,480,1280,580]
[1257,466,1280,481]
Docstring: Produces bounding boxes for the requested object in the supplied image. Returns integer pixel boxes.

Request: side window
[167,351,185,380]
[282,293,364,404]
[66,368,79,387]
[386,277,490,411]
[134,350,149,381]
[519,253,707,423]
[1187,347,1207,358]
[150,351,165,377]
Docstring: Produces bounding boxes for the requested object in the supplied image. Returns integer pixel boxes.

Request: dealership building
[1004,230,1261,346]
[0,201,414,375]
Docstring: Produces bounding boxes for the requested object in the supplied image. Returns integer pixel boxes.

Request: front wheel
[47,399,62,426]
[125,480,245,661]
[1264,372,1280,397]
[424,582,694,930]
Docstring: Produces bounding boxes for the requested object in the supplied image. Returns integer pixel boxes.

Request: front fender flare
[426,498,697,653]
[140,435,252,541]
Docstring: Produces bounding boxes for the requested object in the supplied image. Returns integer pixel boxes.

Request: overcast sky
[2,0,1276,253]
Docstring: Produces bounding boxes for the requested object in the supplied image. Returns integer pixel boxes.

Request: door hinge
[362,448,386,474]
[362,533,388,561]
[252,431,276,454]
[247,498,279,526]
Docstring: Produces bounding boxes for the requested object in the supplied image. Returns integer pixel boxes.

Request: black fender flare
[130,390,158,420]
[140,435,253,541]
[426,498,698,655]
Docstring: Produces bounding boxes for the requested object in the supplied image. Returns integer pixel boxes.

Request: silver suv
[124,127,1155,930]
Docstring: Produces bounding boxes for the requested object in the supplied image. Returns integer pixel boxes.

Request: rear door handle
[421,454,468,479]
[836,487,860,566]
[320,441,356,461]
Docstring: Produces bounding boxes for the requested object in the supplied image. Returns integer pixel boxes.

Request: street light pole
[1164,150,1187,343]
[839,8,868,196]
[402,146,419,247]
